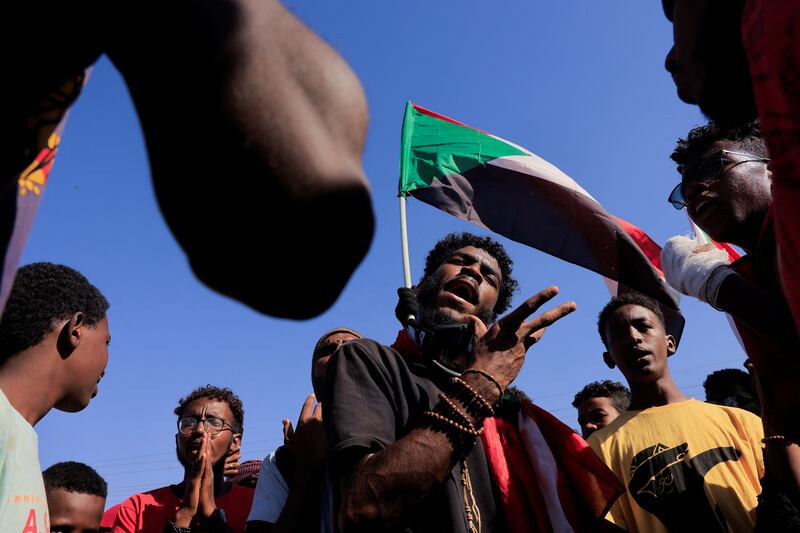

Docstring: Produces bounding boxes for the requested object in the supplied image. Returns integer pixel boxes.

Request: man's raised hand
[468,286,576,392]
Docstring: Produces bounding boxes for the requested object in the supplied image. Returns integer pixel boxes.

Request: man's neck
[627,372,689,410]
[736,210,769,255]
[0,348,60,426]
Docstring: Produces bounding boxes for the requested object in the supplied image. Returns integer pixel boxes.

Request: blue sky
[26,0,746,506]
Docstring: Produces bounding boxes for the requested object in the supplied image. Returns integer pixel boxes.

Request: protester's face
[416,246,501,326]
[313,331,360,397]
[57,317,110,413]
[684,141,771,246]
[664,0,757,126]
[47,487,105,533]
[577,396,622,439]
[176,398,241,469]
[604,305,675,385]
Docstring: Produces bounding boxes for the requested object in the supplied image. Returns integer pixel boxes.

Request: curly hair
[597,293,666,347]
[174,385,244,433]
[0,263,109,362]
[703,368,753,393]
[671,120,768,171]
[572,380,631,413]
[421,232,518,319]
[42,461,107,498]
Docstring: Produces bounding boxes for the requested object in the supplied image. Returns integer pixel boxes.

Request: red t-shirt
[111,484,254,533]
[741,1,800,337]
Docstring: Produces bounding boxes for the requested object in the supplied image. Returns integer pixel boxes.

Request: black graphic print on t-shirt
[628,442,742,532]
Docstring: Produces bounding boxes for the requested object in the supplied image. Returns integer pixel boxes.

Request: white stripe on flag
[517,411,575,533]
[486,155,598,203]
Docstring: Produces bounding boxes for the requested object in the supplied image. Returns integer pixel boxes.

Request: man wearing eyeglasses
[660,122,800,527]
[660,121,800,433]
[112,385,253,533]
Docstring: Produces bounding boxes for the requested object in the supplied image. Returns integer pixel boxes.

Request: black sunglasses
[667,150,769,210]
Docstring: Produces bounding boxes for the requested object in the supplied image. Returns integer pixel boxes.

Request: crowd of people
[3,0,800,531]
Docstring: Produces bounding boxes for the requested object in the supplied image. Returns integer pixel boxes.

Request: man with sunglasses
[113,385,253,532]
[660,122,800,527]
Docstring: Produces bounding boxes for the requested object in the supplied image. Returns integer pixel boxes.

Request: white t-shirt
[0,389,49,532]
[247,448,333,533]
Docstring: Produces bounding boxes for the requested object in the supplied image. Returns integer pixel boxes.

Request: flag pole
[399,194,416,324]
[400,195,413,288]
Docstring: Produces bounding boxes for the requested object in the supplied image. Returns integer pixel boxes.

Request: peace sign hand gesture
[466,286,576,399]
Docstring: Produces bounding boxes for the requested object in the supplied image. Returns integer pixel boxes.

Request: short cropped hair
[597,293,665,347]
[572,380,631,413]
[43,461,107,498]
[174,385,244,433]
[0,263,109,362]
[670,121,768,172]
[422,232,518,318]
[703,368,753,393]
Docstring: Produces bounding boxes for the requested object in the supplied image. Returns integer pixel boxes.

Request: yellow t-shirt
[588,399,764,533]
[0,389,49,533]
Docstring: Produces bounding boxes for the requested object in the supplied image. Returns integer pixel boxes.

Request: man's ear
[603,351,616,369]
[57,312,85,358]
[666,335,677,356]
[229,433,242,453]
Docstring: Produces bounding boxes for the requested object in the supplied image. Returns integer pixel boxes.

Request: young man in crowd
[0,262,110,533]
[247,327,363,533]
[43,461,108,533]
[704,368,761,416]
[324,232,576,532]
[661,0,800,344]
[573,380,630,439]
[112,386,253,532]
[590,293,764,532]
[659,122,800,439]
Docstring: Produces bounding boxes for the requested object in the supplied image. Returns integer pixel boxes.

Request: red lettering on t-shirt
[21,508,37,533]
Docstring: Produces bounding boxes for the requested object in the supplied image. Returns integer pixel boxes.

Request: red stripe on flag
[410,103,491,134]
[611,214,663,274]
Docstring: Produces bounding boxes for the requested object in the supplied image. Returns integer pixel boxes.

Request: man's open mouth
[443,278,478,305]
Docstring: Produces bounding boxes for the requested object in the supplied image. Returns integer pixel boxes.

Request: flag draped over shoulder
[482,401,624,533]
[399,102,684,340]
[391,330,623,533]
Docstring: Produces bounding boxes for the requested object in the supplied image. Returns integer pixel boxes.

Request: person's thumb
[466,315,488,338]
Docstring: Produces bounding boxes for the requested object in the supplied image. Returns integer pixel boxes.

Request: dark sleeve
[756,475,800,532]
[323,340,403,467]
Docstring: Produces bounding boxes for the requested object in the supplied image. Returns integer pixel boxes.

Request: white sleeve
[247,450,290,523]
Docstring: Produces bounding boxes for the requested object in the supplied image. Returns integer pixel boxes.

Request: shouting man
[324,232,576,532]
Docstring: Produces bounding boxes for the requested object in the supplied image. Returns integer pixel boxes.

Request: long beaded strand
[460,460,481,533]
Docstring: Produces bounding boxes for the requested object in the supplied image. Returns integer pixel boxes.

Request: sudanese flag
[399,102,684,340]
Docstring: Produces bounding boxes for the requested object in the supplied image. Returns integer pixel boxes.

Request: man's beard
[416,271,495,328]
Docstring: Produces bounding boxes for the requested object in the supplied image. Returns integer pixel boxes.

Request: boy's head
[572,380,631,439]
[0,263,110,412]
[43,461,107,533]
[668,121,770,248]
[312,327,363,398]
[704,368,761,416]
[174,385,244,471]
[598,293,676,385]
